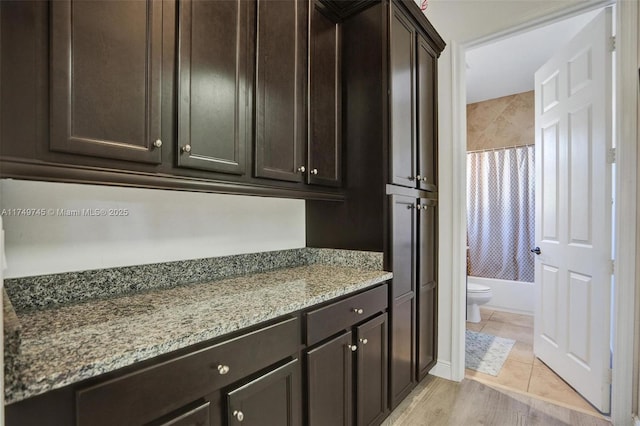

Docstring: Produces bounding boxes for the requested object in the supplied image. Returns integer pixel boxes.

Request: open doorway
[462,7,612,418]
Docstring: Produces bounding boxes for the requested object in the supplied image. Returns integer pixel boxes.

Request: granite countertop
[5,264,392,404]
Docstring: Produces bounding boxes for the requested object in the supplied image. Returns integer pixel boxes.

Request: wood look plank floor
[382,376,611,426]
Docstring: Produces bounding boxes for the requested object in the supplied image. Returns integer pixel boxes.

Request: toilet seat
[467,283,490,293]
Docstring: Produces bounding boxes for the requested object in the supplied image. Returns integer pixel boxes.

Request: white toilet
[466,283,492,323]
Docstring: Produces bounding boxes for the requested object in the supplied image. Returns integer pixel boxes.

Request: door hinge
[610,36,616,52]
[610,259,615,275]
[607,147,616,164]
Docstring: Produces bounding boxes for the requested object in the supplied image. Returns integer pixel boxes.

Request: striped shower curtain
[466,145,535,282]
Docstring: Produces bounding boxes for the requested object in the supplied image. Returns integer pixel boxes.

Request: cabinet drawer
[77,316,299,426]
[306,284,388,346]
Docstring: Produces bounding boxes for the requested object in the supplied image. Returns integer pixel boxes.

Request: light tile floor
[465,307,602,417]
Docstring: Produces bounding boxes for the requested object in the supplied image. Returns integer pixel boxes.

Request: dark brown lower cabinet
[307,332,353,425]
[417,198,438,380]
[307,313,389,426]
[356,313,389,426]
[226,359,301,426]
[148,400,211,426]
[388,192,437,407]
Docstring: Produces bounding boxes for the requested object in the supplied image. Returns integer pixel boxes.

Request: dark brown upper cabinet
[389,4,438,192]
[177,0,254,175]
[389,8,416,188]
[308,2,342,187]
[50,0,163,164]
[254,0,307,183]
[417,35,438,193]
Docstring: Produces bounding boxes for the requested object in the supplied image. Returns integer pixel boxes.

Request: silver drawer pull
[233,410,244,422]
[359,338,368,345]
[348,344,358,352]
[217,364,230,375]
[352,308,364,314]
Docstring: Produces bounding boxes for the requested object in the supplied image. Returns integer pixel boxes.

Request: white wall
[0,180,306,278]
[424,0,590,380]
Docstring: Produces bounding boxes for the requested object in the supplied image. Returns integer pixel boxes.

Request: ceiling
[465,8,601,104]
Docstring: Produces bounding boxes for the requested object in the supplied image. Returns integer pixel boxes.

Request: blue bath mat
[465,330,515,376]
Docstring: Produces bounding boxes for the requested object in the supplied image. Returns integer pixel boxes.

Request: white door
[533,8,613,413]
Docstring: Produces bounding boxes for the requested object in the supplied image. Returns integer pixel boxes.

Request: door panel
[417,198,437,379]
[390,294,415,408]
[534,8,612,413]
[177,0,252,174]
[389,7,415,188]
[50,0,162,163]
[255,0,306,182]
[308,3,341,187]
[307,332,353,426]
[226,359,301,426]
[356,313,388,426]
[390,194,417,299]
[417,36,437,192]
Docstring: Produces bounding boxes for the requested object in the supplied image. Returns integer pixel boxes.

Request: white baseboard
[429,360,455,381]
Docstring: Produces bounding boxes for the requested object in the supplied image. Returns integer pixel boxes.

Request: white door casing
[534,7,613,413]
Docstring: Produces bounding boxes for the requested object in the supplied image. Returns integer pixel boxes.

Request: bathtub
[467,276,534,315]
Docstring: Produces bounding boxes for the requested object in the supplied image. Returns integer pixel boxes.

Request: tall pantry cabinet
[306,0,445,410]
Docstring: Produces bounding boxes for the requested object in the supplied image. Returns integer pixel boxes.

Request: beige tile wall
[467,91,534,152]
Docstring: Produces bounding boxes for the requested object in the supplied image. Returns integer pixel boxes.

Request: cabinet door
[177,0,253,175]
[390,294,416,409]
[255,0,306,182]
[226,359,301,426]
[50,0,162,163]
[308,2,342,187]
[389,6,416,188]
[389,194,417,408]
[417,198,437,380]
[307,331,353,426]
[356,313,388,426]
[390,194,417,299]
[416,35,438,192]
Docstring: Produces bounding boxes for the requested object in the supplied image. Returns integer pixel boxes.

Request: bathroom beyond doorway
[465,308,605,418]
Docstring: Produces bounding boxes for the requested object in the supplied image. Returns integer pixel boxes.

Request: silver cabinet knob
[310,168,318,175]
[359,338,368,345]
[233,410,244,422]
[217,364,230,375]
[297,165,306,173]
[153,139,162,148]
[182,144,192,153]
[416,175,422,180]
[348,344,358,352]
[352,308,364,314]
[422,177,429,182]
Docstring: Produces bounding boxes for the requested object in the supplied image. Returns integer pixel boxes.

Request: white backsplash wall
[0,180,306,278]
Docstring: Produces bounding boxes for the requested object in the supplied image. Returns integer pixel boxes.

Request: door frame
[449,0,638,423]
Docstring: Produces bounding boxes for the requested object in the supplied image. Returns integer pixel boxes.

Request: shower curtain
[466,145,535,282]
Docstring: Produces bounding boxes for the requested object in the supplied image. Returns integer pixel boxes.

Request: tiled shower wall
[467,91,534,152]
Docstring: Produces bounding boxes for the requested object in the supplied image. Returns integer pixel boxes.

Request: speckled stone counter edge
[5,248,383,313]
[3,290,21,390]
